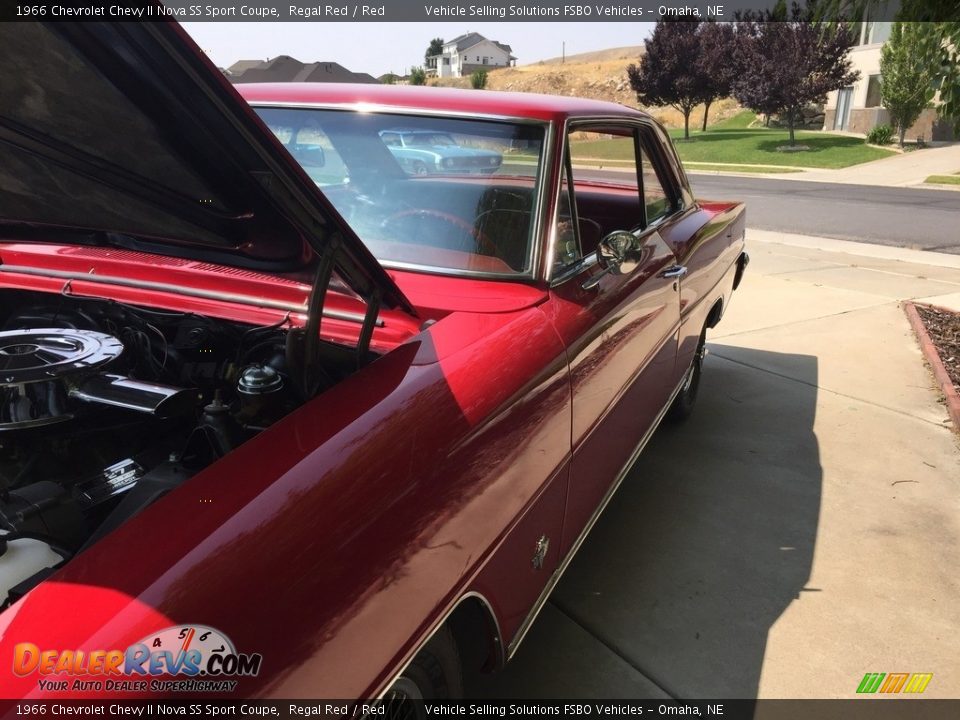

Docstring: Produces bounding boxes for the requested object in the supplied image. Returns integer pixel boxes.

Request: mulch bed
[916,305,960,392]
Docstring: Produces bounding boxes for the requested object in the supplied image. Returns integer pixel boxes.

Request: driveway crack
[548,598,679,700]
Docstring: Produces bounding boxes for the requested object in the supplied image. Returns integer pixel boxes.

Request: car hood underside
[0,20,413,315]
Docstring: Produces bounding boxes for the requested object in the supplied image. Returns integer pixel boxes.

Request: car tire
[666,329,705,422]
[413,162,428,176]
[382,626,462,717]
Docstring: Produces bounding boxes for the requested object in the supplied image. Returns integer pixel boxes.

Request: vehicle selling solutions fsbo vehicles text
[422,5,715,18]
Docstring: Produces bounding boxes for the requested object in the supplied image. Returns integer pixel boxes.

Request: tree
[923,22,960,132]
[697,21,738,131]
[409,67,427,86]
[470,70,488,90]
[627,19,710,139]
[733,16,860,145]
[425,37,444,69]
[880,23,938,146]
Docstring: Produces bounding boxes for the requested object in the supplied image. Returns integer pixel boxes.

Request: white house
[823,21,954,141]
[427,32,516,78]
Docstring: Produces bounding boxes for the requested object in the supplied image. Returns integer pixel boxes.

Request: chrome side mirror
[596,230,641,275]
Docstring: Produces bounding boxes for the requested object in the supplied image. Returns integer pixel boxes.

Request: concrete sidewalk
[799,143,960,187]
[688,142,960,188]
[471,231,960,699]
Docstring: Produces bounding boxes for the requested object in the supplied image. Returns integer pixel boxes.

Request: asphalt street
[690,175,960,254]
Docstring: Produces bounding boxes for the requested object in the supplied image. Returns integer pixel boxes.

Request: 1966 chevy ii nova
[0,20,746,702]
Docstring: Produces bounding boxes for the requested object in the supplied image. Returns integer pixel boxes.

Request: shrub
[470,70,488,90]
[866,124,894,145]
[409,67,427,86]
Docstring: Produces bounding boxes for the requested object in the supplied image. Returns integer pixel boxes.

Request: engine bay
[0,290,348,607]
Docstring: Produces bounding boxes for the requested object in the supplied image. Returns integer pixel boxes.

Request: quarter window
[639,141,671,225]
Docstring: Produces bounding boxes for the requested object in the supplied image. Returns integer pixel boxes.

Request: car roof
[236,83,650,123]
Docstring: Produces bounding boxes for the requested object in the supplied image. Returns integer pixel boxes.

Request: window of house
[865,75,882,108]
[869,22,892,44]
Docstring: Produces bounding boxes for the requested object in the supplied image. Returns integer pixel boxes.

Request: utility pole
[562,41,565,64]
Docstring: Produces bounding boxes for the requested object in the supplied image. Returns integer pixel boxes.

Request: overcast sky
[181,22,654,76]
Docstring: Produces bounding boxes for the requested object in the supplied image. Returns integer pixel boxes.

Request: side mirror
[596,230,641,275]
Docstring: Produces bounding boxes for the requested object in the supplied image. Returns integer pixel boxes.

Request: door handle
[659,265,688,279]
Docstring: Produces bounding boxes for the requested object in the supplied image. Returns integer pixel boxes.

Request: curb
[904,302,960,432]
[914,182,960,192]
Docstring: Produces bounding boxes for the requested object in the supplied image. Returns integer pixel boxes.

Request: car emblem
[532,535,550,570]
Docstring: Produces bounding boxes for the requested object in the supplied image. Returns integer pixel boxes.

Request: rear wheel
[666,329,705,422]
[382,627,462,719]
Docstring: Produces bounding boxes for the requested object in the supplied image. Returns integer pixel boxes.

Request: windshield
[254,107,546,276]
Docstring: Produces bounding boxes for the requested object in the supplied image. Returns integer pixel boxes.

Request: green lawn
[569,111,896,169]
[684,163,803,174]
[924,173,960,185]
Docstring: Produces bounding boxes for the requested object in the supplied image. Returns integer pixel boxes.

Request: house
[823,21,954,141]
[226,56,378,84]
[427,32,516,78]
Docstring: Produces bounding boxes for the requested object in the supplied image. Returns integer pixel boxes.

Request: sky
[181,22,654,77]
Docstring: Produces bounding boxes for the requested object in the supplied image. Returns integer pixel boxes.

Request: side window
[552,124,678,278]
[553,126,641,273]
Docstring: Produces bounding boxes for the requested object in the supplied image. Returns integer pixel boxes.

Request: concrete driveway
[470,230,960,699]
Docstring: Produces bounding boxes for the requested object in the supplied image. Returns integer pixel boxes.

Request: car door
[539,121,683,558]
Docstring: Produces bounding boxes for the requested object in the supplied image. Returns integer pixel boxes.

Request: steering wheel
[380,208,497,256]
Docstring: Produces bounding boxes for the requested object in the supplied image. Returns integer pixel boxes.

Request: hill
[430,45,741,130]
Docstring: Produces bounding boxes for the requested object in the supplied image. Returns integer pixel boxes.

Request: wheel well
[705,298,724,329]
[446,594,504,677]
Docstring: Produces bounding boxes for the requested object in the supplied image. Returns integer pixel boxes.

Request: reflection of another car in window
[380,128,503,175]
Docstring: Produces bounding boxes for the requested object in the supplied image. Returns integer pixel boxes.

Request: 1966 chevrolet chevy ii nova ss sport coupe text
[0,20,746,702]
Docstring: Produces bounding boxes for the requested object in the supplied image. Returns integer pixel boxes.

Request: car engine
[0,290,320,607]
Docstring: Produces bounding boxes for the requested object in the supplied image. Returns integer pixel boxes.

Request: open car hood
[0,20,414,316]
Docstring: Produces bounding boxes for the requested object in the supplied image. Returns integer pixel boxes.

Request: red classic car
[0,20,747,703]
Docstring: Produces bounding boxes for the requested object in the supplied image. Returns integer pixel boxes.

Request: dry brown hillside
[430,45,740,130]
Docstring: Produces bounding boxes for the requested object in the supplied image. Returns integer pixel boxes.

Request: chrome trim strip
[0,264,381,326]
[249,100,550,125]
[529,120,554,283]
[375,258,532,282]
[249,103,552,282]
[376,590,505,700]
[506,374,688,659]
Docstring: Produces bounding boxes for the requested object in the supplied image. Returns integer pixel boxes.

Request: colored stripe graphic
[857,673,885,693]
[880,673,909,693]
[903,673,933,693]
